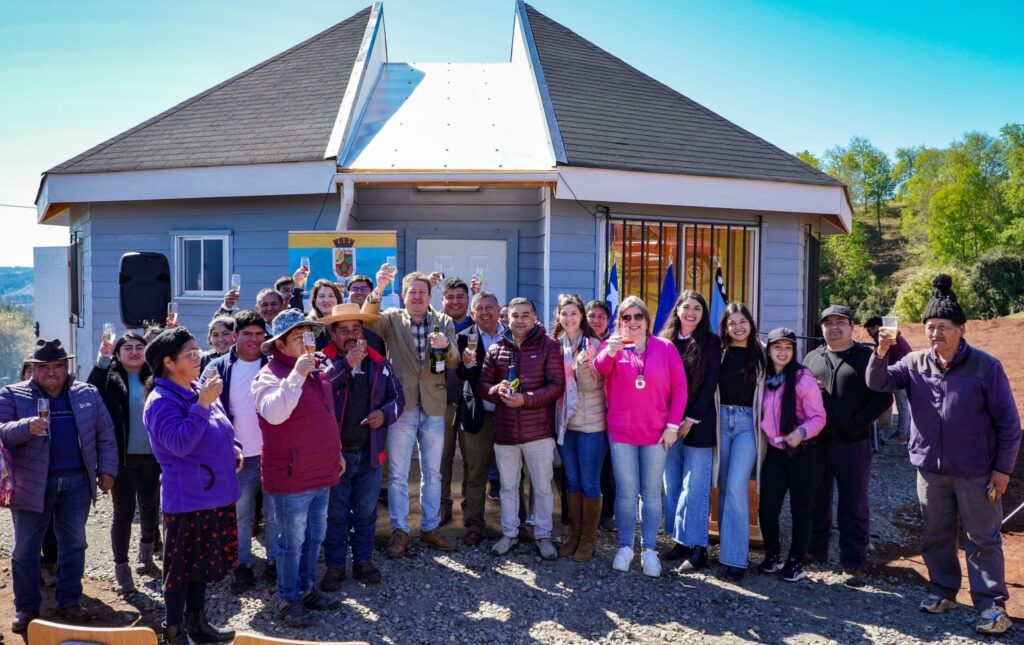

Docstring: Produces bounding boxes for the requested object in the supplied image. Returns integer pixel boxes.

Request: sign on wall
[287,231,398,288]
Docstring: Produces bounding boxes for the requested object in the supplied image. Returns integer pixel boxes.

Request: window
[605,218,759,318]
[173,232,230,297]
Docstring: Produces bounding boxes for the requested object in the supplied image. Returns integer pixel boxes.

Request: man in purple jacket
[868,275,1020,636]
[0,339,118,633]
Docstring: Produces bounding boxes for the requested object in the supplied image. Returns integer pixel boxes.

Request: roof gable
[522,4,842,187]
[48,7,372,175]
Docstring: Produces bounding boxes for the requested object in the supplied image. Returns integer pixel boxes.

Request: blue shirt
[46,388,85,474]
[126,370,152,455]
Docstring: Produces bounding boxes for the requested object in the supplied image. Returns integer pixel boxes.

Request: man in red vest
[253,309,345,628]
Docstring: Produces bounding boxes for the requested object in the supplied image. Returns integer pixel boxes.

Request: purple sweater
[867,340,1021,477]
[143,377,241,514]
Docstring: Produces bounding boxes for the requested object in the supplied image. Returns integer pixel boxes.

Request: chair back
[27,619,158,645]
[234,635,370,645]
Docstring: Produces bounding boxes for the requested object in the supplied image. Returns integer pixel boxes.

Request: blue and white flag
[653,263,677,334]
[606,263,620,333]
[709,261,728,331]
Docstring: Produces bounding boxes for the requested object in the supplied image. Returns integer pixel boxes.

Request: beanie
[921,274,966,325]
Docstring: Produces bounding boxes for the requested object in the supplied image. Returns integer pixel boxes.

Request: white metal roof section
[341,62,556,171]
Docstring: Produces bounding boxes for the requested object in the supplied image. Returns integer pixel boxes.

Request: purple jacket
[0,379,118,513]
[867,340,1021,477]
[143,377,241,514]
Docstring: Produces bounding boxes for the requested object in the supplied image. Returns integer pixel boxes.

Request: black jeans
[758,442,824,561]
[111,454,162,564]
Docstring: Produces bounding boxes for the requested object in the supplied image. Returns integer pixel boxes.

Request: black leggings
[165,580,206,627]
[111,454,162,564]
[758,442,824,561]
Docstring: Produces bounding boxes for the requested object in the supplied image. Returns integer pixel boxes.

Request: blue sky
[2,0,1022,266]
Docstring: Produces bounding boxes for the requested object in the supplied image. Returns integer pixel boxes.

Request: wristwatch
[367,291,382,304]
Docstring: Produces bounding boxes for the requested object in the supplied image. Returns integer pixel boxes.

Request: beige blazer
[362,301,459,417]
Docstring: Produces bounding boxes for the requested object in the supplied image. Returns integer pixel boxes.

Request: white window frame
[171,230,232,299]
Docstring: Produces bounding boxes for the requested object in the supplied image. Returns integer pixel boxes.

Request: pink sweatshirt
[759,368,827,449]
[593,336,688,445]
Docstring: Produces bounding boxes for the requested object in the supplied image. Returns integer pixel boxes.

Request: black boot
[183,610,235,643]
[678,546,709,572]
[161,622,189,645]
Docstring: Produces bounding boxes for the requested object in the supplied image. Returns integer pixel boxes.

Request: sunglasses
[620,313,646,322]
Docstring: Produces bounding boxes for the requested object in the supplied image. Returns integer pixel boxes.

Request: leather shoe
[301,588,339,611]
[386,529,410,559]
[463,530,484,546]
[318,567,346,592]
[420,528,457,551]
[678,546,708,572]
[661,543,692,561]
[184,609,235,642]
[161,622,188,645]
[439,505,453,527]
[11,610,38,633]
[352,561,381,585]
[56,604,93,623]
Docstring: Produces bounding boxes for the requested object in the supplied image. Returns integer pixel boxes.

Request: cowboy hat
[25,339,75,363]
[318,303,380,326]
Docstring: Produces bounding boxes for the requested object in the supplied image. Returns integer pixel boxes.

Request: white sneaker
[491,535,518,556]
[612,546,634,572]
[641,549,662,577]
[976,606,1011,635]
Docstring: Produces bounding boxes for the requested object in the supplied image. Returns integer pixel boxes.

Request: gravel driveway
[0,441,1017,644]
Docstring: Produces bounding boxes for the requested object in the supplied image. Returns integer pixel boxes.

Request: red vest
[258,353,341,494]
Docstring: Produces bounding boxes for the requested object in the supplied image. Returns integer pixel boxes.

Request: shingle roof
[523,5,843,187]
[47,7,371,175]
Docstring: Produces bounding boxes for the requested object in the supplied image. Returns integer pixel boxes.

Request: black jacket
[454,324,488,433]
[803,342,893,443]
[87,358,153,466]
[672,333,722,448]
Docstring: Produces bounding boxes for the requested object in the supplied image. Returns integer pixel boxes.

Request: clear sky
[2,0,1022,267]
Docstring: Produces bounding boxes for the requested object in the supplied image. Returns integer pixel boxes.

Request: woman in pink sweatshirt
[594,296,687,578]
[756,327,826,583]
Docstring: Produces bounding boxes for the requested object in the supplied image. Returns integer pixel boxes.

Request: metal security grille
[604,218,760,318]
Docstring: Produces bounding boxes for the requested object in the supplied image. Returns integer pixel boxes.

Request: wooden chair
[234,635,369,645]
[26,619,158,645]
[708,481,764,548]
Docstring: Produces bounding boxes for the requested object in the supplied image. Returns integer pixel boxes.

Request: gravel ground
[0,440,1018,644]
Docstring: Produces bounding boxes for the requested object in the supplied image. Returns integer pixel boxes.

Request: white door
[33,246,72,353]
[416,239,507,311]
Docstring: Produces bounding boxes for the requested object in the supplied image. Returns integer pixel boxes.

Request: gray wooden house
[36,2,851,371]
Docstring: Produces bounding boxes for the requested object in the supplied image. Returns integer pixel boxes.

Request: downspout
[336,177,355,231]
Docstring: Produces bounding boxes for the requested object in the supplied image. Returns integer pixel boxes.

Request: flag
[709,261,728,331]
[653,263,678,334]
[605,263,619,333]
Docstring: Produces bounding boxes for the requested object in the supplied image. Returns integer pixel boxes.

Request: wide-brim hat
[318,303,380,326]
[25,338,75,363]
[261,308,324,354]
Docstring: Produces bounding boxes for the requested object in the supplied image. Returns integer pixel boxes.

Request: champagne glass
[300,256,311,272]
[201,364,219,384]
[386,255,398,294]
[466,332,479,354]
[37,398,50,437]
[230,273,242,295]
[351,338,367,375]
[302,331,316,356]
[103,322,117,344]
[167,302,179,325]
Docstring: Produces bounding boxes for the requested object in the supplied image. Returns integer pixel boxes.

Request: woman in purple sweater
[756,328,826,583]
[143,327,242,645]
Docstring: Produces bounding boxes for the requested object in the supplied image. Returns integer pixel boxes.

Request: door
[415,239,507,311]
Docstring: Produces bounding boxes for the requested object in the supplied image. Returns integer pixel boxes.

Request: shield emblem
[333,247,356,283]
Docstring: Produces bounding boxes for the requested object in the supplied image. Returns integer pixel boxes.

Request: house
[35,2,851,374]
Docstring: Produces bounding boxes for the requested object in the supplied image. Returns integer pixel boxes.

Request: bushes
[970,248,1024,318]
[892,267,978,322]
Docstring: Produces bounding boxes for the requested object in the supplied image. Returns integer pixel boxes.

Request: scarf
[555,333,582,445]
[765,372,786,391]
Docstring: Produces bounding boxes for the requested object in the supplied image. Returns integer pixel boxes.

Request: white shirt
[229,358,264,457]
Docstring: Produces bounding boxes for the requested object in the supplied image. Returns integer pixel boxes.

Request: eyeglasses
[348,285,371,293]
[177,348,202,358]
[620,313,646,322]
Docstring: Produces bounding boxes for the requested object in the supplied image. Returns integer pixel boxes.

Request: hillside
[0,267,33,306]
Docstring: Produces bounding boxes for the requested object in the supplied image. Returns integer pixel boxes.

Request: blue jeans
[610,442,666,549]
[559,430,607,498]
[716,406,757,568]
[11,470,91,611]
[236,456,278,568]
[325,447,383,568]
[386,405,444,533]
[267,488,329,602]
[664,441,713,547]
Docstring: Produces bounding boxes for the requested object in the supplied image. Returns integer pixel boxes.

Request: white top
[229,358,264,457]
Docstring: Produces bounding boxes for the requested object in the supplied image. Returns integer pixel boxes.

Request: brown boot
[386,529,410,559]
[419,528,457,551]
[573,497,602,562]
[559,492,583,557]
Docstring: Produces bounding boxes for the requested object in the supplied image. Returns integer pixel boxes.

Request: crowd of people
[0,269,1018,641]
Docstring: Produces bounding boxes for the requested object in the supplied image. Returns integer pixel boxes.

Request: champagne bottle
[507,364,520,394]
[430,323,446,374]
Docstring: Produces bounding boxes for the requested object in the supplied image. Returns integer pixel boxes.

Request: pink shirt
[759,368,827,449]
[593,336,687,445]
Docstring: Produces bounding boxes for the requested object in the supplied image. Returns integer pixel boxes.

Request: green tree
[863,148,896,232]
[795,150,821,169]
[893,267,977,323]
[892,146,923,200]
[0,305,35,383]
[820,220,879,321]
[824,136,893,232]
[900,147,946,255]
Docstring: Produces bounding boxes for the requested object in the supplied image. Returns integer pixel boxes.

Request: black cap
[819,305,855,324]
[765,327,798,347]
